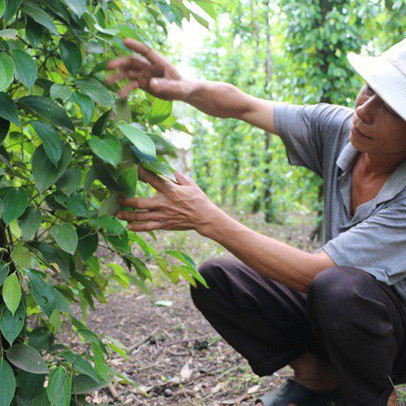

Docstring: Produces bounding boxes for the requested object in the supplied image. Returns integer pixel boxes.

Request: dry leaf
[180,358,193,381]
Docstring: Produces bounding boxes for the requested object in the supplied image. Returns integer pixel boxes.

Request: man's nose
[355,94,380,125]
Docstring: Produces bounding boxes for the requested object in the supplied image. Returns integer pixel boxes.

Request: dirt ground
[63,210,406,405]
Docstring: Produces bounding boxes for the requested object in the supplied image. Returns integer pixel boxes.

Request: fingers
[128,221,162,232]
[119,81,139,98]
[116,210,162,222]
[138,166,172,193]
[173,170,193,185]
[107,55,151,73]
[123,38,163,66]
[118,196,160,209]
[105,70,128,85]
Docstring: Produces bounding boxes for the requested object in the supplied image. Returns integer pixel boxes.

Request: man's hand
[116,166,220,233]
[106,38,189,100]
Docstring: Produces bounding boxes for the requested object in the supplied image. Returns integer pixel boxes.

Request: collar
[336,142,358,171]
[336,141,406,205]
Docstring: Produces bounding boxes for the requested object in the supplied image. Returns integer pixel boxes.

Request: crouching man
[108,38,406,405]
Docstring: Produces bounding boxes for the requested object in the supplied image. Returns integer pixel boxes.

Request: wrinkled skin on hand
[116,166,217,234]
[106,38,188,100]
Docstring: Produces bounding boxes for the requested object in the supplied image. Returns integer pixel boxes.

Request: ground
[64,209,406,405]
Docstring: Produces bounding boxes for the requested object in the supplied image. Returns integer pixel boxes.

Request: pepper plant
[0,0,212,404]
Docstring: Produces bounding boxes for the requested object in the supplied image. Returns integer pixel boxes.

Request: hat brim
[347,52,406,122]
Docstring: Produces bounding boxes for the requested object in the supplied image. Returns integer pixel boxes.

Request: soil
[62,210,406,405]
[66,211,320,405]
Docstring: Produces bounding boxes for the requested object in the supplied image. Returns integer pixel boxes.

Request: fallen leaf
[155,300,173,307]
[180,358,193,381]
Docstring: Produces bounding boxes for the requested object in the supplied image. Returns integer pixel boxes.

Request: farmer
[107,38,406,406]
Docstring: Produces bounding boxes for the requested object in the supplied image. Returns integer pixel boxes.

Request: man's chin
[350,134,368,152]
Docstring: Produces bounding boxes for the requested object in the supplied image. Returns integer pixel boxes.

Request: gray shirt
[274,103,406,301]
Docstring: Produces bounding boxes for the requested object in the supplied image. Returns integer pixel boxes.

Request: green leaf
[0,260,8,286]
[54,192,88,217]
[77,228,98,262]
[106,232,128,252]
[92,109,113,137]
[72,374,105,395]
[2,187,28,224]
[93,157,119,189]
[0,53,14,92]
[142,160,176,181]
[32,144,72,193]
[3,272,21,315]
[28,325,54,351]
[30,390,50,405]
[164,249,196,267]
[59,39,82,76]
[22,2,59,35]
[0,117,10,144]
[114,97,131,123]
[11,49,37,89]
[90,215,125,236]
[27,269,72,317]
[0,92,20,125]
[18,207,42,240]
[70,91,94,127]
[193,0,216,19]
[6,343,48,374]
[91,342,110,381]
[148,99,172,124]
[0,28,17,39]
[117,166,137,197]
[89,134,122,168]
[28,243,72,280]
[26,17,44,47]
[0,0,5,18]
[19,96,74,131]
[16,371,45,400]
[76,78,114,107]
[3,0,22,22]
[32,121,63,166]
[56,168,82,197]
[0,301,25,345]
[50,84,72,102]
[11,244,35,269]
[61,351,100,382]
[46,367,71,406]
[0,358,16,406]
[62,0,85,17]
[98,191,121,216]
[51,224,78,255]
[117,122,156,161]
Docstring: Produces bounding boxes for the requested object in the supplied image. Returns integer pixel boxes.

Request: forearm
[180,80,255,119]
[198,207,335,292]
[180,80,278,134]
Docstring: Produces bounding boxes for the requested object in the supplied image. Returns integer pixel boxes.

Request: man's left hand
[116,166,218,234]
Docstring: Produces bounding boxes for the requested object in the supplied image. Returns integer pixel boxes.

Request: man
[107,38,406,405]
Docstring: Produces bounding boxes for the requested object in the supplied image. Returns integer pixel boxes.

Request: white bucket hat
[347,38,406,122]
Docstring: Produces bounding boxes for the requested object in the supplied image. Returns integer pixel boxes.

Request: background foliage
[190,0,405,233]
[0,0,210,404]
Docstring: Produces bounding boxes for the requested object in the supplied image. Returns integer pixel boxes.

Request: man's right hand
[106,38,189,100]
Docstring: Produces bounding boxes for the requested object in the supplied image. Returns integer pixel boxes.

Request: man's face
[350,84,406,157]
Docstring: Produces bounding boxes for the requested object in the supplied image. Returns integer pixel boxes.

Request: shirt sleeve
[273,103,353,177]
[322,199,406,285]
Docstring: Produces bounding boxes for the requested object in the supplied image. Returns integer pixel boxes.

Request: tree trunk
[262,0,276,223]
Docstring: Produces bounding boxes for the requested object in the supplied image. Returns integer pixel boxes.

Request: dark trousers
[190,257,406,406]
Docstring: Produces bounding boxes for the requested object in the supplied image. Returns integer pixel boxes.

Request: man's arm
[117,168,336,293]
[199,205,335,292]
[106,39,279,135]
[181,80,279,134]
